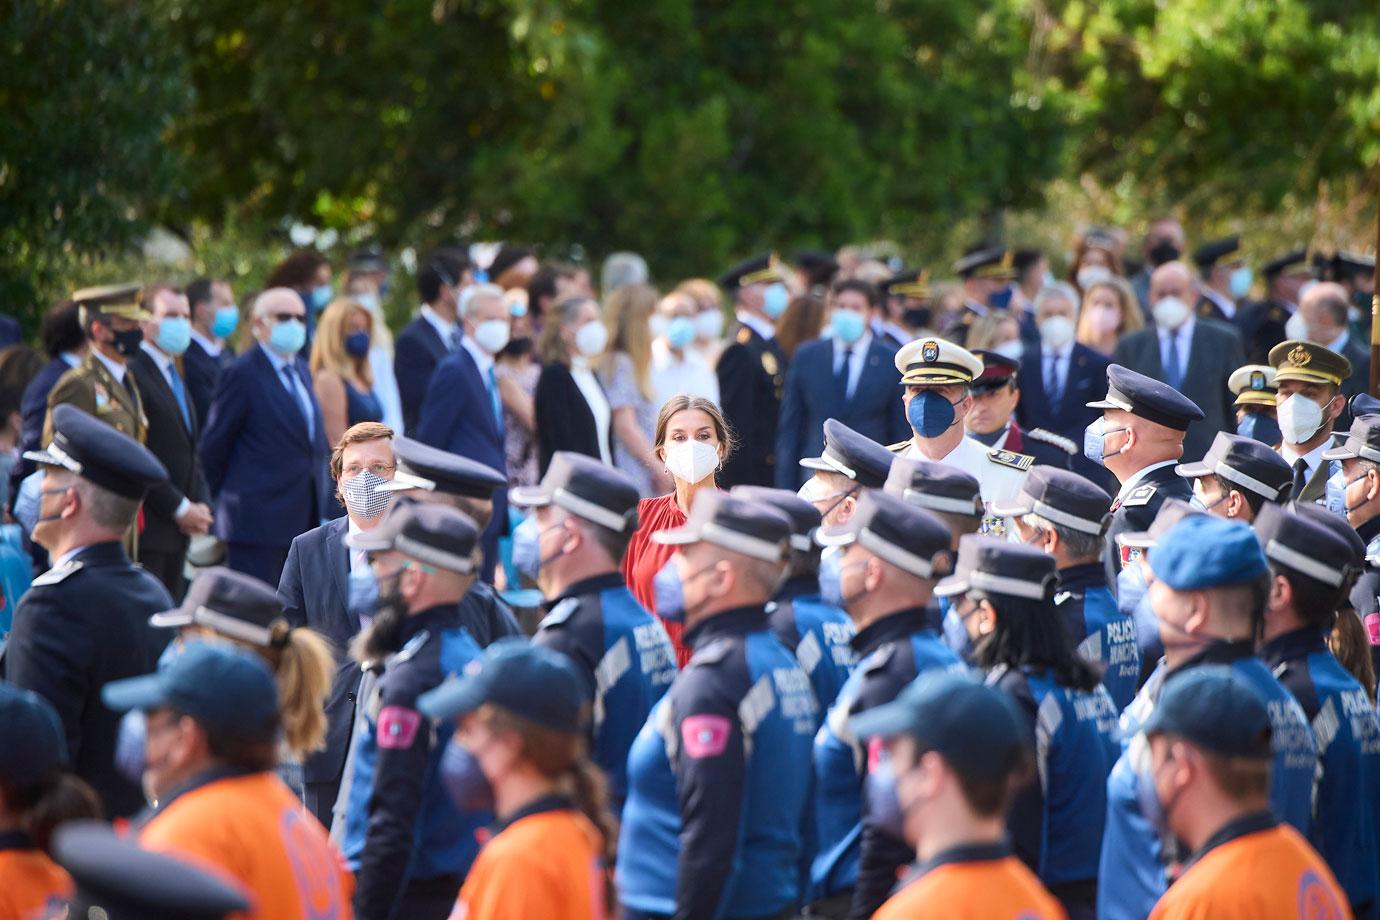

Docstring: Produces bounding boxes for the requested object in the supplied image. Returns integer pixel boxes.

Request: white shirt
[736,310,775,341]
[832,332,872,400]
[1329,330,1351,354]
[1115,460,1179,502]
[92,349,127,385]
[904,434,1029,510]
[1156,314,1196,378]
[347,517,369,573]
[188,327,224,357]
[1041,341,1074,400]
[1201,286,1237,320]
[651,338,720,408]
[420,305,458,348]
[571,359,613,465]
[1280,438,1332,481]
[258,342,316,437]
[461,335,496,378]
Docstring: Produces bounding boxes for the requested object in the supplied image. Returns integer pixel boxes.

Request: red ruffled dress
[623,493,698,667]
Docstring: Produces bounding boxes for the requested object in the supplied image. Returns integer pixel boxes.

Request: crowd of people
[0,222,1375,918]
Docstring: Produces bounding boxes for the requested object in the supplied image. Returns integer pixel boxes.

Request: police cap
[1119,498,1203,551]
[990,466,1112,536]
[730,486,820,552]
[952,245,1016,281]
[1289,499,1368,560]
[103,642,279,744]
[1143,665,1273,759]
[1149,516,1267,591]
[348,501,479,574]
[1228,364,1277,408]
[882,269,931,300]
[378,436,506,499]
[72,282,151,323]
[850,671,1028,780]
[895,337,984,387]
[1269,340,1351,388]
[815,489,953,580]
[511,450,640,533]
[1262,248,1312,279]
[1087,364,1205,431]
[935,535,1058,601]
[718,252,790,292]
[417,638,589,733]
[970,349,1020,394]
[0,683,67,787]
[882,457,983,518]
[1253,503,1363,589]
[1321,415,1380,464]
[348,244,388,273]
[54,821,251,920]
[1333,251,1376,279]
[150,566,286,648]
[1175,431,1292,502]
[1191,236,1241,271]
[799,418,895,487]
[24,403,169,499]
[653,490,791,563]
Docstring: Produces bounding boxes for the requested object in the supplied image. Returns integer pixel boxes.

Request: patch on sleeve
[680,714,733,759]
[1122,484,1156,507]
[986,448,1034,471]
[377,705,422,749]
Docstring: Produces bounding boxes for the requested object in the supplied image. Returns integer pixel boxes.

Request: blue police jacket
[770,575,857,719]
[617,605,817,920]
[532,572,677,808]
[1097,641,1319,920]
[340,606,487,920]
[1057,562,1141,711]
[1263,627,1380,915]
[810,607,962,901]
[987,663,1120,887]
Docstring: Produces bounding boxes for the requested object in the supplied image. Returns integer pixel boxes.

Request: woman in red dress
[622,395,734,665]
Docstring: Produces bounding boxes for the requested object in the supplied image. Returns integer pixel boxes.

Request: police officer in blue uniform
[3,402,172,819]
[510,451,677,810]
[1097,515,1318,920]
[936,536,1120,919]
[994,466,1141,710]
[1175,430,1293,522]
[1324,416,1380,674]
[731,485,857,718]
[1256,502,1380,916]
[617,491,817,920]
[1087,364,1203,587]
[808,490,962,919]
[339,503,487,920]
[376,435,522,646]
[1114,498,1205,684]
[797,417,896,528]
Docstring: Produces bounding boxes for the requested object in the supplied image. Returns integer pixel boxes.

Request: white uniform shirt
[903,434,1030,536]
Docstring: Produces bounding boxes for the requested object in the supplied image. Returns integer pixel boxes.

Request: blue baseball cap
[0,682,68,786]
[1149,515,1267,590]
[417,639,590,733]
[102,642,279,743]
[850,671,1029,780]
[1143,665,1273,759]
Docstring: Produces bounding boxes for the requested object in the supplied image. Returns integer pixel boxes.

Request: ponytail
[1,773,101,855]
[563,758,619,910]
[265,622,336,758]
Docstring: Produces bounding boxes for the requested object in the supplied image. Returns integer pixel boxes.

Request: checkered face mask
[342,471,393,519]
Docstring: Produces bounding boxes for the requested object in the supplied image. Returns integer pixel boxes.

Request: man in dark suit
[394,252,469,435]
[413,283,510,579]
[131,286,213,599]
[716,253,789,488]
[183,277,238,432]
[1192,236,1251,327]
[199,288,330,586]
[15,300,85,492]
[1113,261,1246,462]
[966,349,1079,471]
[1295,282,1370,407]
[775,279,908,490]
[1237,248,1313,364]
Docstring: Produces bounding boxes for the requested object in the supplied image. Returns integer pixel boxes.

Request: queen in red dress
[623,395,734,666]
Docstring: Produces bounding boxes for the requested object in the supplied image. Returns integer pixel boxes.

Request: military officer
[1192,235,1251,325]
[797,417,896,528]
[889,337,1032,537]
[1085,364,1204,585]
[1270,339,1350,504]
[3,403,171,818]
[946,246,1017,346]
[1333,250,1376,342]
[715,253,791,487]
[966,350,1079,470]
[1228,364,1280,444]
[875,269,932,348]
[42,283,150,446]
[1238,248,1314,364]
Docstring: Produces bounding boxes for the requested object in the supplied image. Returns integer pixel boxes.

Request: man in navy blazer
[183,277,238,431]
[278,420,396,828]
[413,283,510,580]
[394,252,469,435]
[775,279,909,490]
[199,288,330,586]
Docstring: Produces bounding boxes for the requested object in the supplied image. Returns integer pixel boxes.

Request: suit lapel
[457,348,502,445]
[252,346,310,448]
[137,352,196,443]
[1300,459,1331,503]
[324,518,354,631]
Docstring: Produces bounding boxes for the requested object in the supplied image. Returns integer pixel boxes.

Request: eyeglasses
[269,312,304,324]
[343,462,396,478]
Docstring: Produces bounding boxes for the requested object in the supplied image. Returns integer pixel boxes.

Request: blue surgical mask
[818,546,844,609]
[653,558,687,622]
[1326,469,1348,517]
[864,753,906,841]
[347,566,379,622]
[831,310,866,345]
[156,317,191,356]
[211,305,240,340]
[1083,417,1127,466]
[310,284,333,312]
[987,286,1014,310]
[666,315,696,349]
[1235,412,1281,447]
[907,390,960,439]
[511,516,541,582]
[510,300,528,318]
[439,739,496,812]
[763,283,789,319]
[269,318,307,355]
[115,709,147,784]
[345,331,371,358]
[1229,266,1254,300]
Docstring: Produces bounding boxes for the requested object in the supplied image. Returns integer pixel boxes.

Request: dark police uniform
[969,349,1078,471]
[617,493,817,920]
[716,254,789,488]
[1238,249,1311,364]
[338,505,487,920]
[877,269,933,348]
[1321,417,1380,674]
[1088,364,1203,586]
[945,247,1017,346]
[1175,429,1292,510]
[3,403,171,819]
[1192,235,1248,326]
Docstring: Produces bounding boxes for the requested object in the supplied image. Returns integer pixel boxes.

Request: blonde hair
[674,278,723,314]
[310,298,375,388]
[1076,277,1144,346]
[603,283,657,400]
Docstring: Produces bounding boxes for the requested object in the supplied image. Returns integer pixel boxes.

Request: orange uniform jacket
[1150,812,1349,920]
[0,835,71,920]
[452,797,608,920]
[873,841,1066,920]
[139,770,354,920]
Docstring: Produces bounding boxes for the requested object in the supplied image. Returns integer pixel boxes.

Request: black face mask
[902,307,932,330]
[1148,241,1182,268]
[1353,290,1372,314]
[112,328,144,356]
[500,336,533,359]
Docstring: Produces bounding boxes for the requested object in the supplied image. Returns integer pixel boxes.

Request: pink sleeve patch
[377,706,422,750]
[681,714,733,759]
[866,735,886,774]
[1367,613,1380,646]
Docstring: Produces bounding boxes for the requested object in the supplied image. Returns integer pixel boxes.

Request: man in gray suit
[1114,260,1246,462]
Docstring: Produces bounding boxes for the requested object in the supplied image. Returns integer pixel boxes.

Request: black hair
[1270,563,1346,632]
[185,277,214,312]
[972,590,1103,691]
[40,300,84,359]
[1211,474,1269,517]
[417,252,465,304]
[527,263,575,315]
[831,278,879,308]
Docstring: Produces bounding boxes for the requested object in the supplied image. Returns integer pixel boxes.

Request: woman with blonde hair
[674,278,728,365]
[599,284,668,496]
[309,298,383,448]
[1076,277,1144,356]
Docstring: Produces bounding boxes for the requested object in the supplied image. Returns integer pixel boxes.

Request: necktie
[487,365,503,426]
[448,328,463,352]
[836,348,852,404]
[1045,354,1063,409]
[167,363,192,431]
[1164,331,1183,390]
[280,365,314,439]
[1292,459,1308,498]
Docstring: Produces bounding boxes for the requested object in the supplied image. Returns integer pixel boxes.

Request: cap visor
[346,530,392,551]
[988,497,1033,518]
[1085,398,1119,410]
[374,470,436,493]
[798,456,833,472]
[148,609,195,630]
[933,575,970,597]
[416,675,489,721]
[100,673,167,713]
[650,525,701,547]
[1321,445,1357,461]
[900,373,968,386]
[508,485,554,508]
[814,527,858,548]
[849,700,918,740]
[1118,530,1155,550]
[1174,461,1212,479]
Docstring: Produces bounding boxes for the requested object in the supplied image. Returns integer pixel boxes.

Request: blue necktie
[836,349,853,404]
[167,363,191,431]
[487,365,503,427]
[1045,354,1063,410]
[1164,331,1183,390]
[280,365,315,439]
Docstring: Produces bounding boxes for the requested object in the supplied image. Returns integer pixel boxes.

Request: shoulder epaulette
[1123,484,1157,507]
[30,561,83,587]
[885,440,911,455]
[537,597,579,631]
[690,637,734,667]
[389,630,430,666]
[735,325,753,345]
[1027,428,1077,455]
[987,448,1035,472]
[863,642,896,674]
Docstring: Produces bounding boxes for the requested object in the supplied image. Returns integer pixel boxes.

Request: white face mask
[1077,265,1113,289]
[472,318,511,355]
[1039,315,1075,350]
[1284,311,1310,343]
[574,320,609,358]
[1152,295,1190,330]
[663,440,719,485]
[992,339,1024,361]
[695,310,725,340]
[1276,392,1326,446]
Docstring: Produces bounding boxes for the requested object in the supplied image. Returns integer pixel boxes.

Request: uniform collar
[735,311,775,341]
[1057,561,1108,592]
[1166,639,1255,678]
[1185,810,1277,871]
[1356,515,1380,547]
[1116,460,1178,500]
[685,604,769,648]
[851,607,931,657]
[492,792,574,835]
[968,424,1008,449]
[139,765,258,830]
[775,574,820,603]
[1259,627,1328,668]
[548,571,625,606]
[0,830,33,851]
[92,347,127,383]
[403,602,463,641]
[916,839,1011,877]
